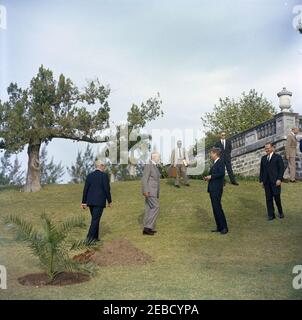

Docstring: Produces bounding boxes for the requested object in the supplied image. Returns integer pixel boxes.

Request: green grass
[0,179,301,300]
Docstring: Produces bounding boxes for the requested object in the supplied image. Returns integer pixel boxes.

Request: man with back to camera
[283,127,299,183]
[81,159,112,243]
[260,143,285,221]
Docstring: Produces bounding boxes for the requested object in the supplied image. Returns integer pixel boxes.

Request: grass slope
[0,180,301,300]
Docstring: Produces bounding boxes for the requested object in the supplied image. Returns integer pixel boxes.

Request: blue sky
[0,0,302,178]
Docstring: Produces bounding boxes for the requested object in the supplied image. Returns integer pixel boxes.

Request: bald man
[142,152,161,235]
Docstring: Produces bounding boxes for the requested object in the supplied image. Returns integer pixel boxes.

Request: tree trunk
[24,141,42,192]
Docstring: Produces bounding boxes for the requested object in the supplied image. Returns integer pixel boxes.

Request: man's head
[292,127,299,135]
[264,142,274,155]
[220,132,227,139]
[151,152,161,164]
[210,147,221,161]
[95,159,106,171]
[177,140,182,148]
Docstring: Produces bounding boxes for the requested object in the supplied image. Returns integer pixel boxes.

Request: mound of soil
[18,272,90,287]
[73,239,153,267]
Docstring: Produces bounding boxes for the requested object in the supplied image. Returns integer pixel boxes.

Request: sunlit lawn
[0,179,301,300]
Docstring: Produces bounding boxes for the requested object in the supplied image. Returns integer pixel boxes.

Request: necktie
[178,148,182,158]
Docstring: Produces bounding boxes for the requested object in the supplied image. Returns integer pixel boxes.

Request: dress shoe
[220,228,228,235]
[290,180,296,183]
[175,185,180,188]
[231,182,239,186]
[185,184,190,187]
[268,216,275,221]
[279,214,284,219]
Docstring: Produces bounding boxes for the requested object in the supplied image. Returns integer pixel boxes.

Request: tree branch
[50,131,108,144]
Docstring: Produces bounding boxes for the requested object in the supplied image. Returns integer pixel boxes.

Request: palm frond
[58,215,86,234]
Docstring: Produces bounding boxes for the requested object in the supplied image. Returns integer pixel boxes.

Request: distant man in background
[142,152,161,236]
[283,127,299,183]
[81,159,112,243]
[171,140,190,188]
[215,131,239,185]
[204,147,228,235]
[260,143,285,221]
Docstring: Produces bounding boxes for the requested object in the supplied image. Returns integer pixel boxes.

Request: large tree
[0,66,162,192]
[201,89,277,148]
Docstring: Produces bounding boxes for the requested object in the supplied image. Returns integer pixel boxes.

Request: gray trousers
[283,157,296,181]
[175,164,189,186]
[144,196,160,229]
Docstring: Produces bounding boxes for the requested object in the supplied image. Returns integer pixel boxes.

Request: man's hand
[203,175,211,181]
[81,203,87,209]
[276,180,282,187]
[108,202,112,208]
[143,192,150,198]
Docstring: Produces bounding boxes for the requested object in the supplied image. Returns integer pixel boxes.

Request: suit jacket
[142,161,160,198]
[82,170,112,207]
[171,147,189,166]
[300,140,302,153]
[215,139,232,161]
[207,158,225,193]
[259,153,284,185]
[285,133,297,158]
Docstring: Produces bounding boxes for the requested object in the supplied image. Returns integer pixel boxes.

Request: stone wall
[229,112,302,179]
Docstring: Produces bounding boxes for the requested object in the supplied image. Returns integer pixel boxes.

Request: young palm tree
[6,213,97,282]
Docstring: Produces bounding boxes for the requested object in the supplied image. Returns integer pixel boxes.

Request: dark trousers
[210,191,228,231]
[224,158,236,183]
[264,183,283,218]
[87,206,104,241]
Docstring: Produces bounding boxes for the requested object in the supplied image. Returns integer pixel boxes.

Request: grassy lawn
[0,179,301,300]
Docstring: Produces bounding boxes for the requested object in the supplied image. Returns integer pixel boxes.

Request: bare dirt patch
[18,272,90,287]
[73,239,153,267]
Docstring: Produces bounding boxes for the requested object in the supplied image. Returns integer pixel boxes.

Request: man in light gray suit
[142,152,161,236]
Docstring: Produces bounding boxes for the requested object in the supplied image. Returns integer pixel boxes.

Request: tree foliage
[0,151,24,186]
[40,145,65,185]
[68,144,95,183]
[201,89,276,141]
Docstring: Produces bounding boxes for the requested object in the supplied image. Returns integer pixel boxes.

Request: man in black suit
[81,159,112,243]
[260,143,285,220]
[215,131,239,185]
[204,147,228,234]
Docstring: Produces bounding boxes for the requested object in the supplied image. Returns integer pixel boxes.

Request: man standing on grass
[81,159,112,243]
[283,127,299,183]
[142,152,161,236]
[204,147,228,235]
[171,140,190,188]
[260,143,285,221]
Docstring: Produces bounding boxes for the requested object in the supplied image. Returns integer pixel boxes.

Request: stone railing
[229,112,302,178]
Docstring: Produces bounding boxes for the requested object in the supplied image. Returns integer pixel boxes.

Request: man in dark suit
[260,143,285,220]
[215,131,239,185]
[81,159,112,243]
[204,147,228,234]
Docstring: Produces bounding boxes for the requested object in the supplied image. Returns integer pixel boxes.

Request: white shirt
[214,157,220,164]
[221,139,226,149]
[267,152,274,161]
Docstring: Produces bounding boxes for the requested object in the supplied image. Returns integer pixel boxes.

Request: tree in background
[68,144,95,183]
[0,65,161,192]
[103,94,163,181]
[0,151,24,186]
[201,89,276,149]
[40,145,65,185]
